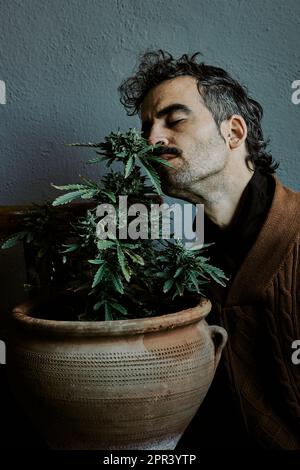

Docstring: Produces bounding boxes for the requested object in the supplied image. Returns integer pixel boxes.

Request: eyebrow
[141,103,192,133]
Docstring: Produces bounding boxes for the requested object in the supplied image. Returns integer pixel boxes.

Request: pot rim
[12,297,211,337]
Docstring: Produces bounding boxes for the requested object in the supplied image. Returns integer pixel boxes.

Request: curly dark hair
[118,50,278,174]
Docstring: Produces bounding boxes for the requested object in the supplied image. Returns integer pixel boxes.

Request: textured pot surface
[8,297,227,450]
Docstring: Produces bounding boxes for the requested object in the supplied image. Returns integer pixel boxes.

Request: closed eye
[168,119,185,127]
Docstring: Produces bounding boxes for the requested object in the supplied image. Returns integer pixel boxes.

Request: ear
[220,115,247,150]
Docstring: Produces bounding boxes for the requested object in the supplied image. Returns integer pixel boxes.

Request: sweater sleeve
[264,237,300,425]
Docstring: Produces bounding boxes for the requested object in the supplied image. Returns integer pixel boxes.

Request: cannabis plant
[1,129,227,320]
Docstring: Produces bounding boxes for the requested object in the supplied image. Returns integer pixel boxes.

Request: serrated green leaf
[138,158,162,194]
[137,144,157,156]
[163,278,174,293]
[155,272,167,279]
[92,263,107,288]
[124,250,145,265]
[207,268,228,286]
[81,190,97,199]
[97,240,115,250]
[88,258,105,265]
[117,245,131,282]
[188,271,201,293]
[110,302,128,316]
[110,272,124,294]
[174,267,184,278]
[52,190,89,206]
[145,155,176,169]
[175,281,184,296]
[124,155,135,178]
[1,231,29,249]
[51,183,88,191]
[102,190,116,203]
[61,243,79,253]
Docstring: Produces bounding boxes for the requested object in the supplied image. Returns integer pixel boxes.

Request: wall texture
[0,0,300,313]
[1,0,300,205]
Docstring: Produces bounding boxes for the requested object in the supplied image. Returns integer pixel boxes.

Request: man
[119,50,300,449]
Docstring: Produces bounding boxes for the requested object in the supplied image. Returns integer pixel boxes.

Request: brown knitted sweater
[212,177,300,449]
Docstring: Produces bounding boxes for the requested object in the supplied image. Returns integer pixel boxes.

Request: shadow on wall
[0,116,95,314]
[1,115,106,205]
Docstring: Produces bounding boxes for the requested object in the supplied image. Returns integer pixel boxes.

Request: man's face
[140,76,230,195]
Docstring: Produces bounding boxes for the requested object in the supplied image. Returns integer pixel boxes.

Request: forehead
[140,76,203,119]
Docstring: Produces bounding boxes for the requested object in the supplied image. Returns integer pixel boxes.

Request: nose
[147,130,169,147]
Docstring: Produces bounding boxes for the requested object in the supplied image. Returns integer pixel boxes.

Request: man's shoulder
[267,178,300,267]
[275,177,300,198]
[273,178,300,225]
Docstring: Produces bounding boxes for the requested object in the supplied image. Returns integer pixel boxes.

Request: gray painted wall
[1,0,300,315]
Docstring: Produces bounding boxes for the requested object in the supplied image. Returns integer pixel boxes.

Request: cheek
[179,122,211,146]
[197,121,219,140]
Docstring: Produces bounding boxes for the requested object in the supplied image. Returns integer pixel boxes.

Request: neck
[200,170,253,227]
[170,159,254,228]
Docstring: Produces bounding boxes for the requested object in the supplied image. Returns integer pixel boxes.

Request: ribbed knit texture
[213,178,300,449]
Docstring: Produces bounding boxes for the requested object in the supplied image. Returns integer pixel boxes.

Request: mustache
[152,146,182,157]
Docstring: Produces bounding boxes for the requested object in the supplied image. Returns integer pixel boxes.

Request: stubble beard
[159,137,228,195]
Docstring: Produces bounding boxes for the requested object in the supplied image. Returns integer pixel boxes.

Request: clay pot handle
[208,325,228,371]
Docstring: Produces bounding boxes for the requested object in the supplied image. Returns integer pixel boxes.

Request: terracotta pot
[8,297,227,450]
